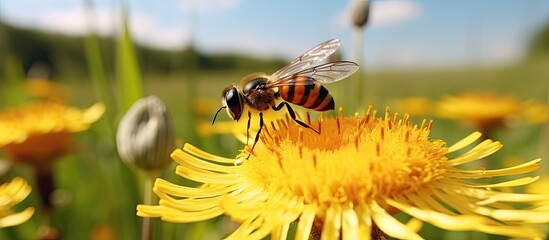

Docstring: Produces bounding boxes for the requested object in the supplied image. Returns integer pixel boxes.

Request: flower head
[392,96,433,116]
[138,107,549,239]
[0,101,105,165]
[0,177,35,228]
[350,0,370,28]
[24,79,69,101]
[436,92,547,129]
[116,96,175,171]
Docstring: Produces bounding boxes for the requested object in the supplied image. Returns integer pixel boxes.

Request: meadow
[1,55,548,239]
[2,11,549,239]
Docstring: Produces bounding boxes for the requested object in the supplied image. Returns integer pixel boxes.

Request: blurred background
[1,0,549,239]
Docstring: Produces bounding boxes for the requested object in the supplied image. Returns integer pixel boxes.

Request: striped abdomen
[278,77,334,111]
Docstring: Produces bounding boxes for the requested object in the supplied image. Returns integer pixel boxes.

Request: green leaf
[117,9,144,112]
[2,55,28,107]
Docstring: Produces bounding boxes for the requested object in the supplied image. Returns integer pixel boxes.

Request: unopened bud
[116,96,175,171]
[350,0,370,28]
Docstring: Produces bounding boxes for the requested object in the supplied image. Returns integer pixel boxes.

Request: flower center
[241,107,449,206]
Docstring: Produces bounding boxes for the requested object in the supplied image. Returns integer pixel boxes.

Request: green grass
[1,56,549,239]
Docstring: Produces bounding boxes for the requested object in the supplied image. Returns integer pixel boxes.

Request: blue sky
[2,0,549,70]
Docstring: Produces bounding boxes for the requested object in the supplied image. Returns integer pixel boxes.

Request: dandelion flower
[24,79,69,101]
[0,100,105,164]
[193,97,220,118]
[0,177,34,228]
[392,96,432,116]
[436,92,546,129]
[520,100,549,124]
[138,107,549,239]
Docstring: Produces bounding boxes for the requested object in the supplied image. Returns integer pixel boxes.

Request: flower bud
[116,96,175,171]
[350,0,370,28]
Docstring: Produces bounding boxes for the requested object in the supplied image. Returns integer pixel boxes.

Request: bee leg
[245,112,264,159]
[246,111,251,145]
[273,102,319,134]
[250,112,264,152]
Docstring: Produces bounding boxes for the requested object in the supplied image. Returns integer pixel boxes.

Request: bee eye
[224,87,243,121]
[242,78,267,95]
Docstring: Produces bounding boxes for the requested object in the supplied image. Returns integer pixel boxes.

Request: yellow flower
[392,96,432,116]
[24,79,69,101]
[0,177,34,228]
[0,101,105,164]
[138,107,549,239]
[193,97,220,118]
[520,100,549,124]
[436,92,547,129]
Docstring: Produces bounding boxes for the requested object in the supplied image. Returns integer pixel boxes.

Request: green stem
[141,171,157,240]
[352,26,364,110]
[33,164,60,240]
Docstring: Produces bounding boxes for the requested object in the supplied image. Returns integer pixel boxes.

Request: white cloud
[369,0,421,27]
[129,15,191,49]
[481,40,524,65]
[2,6,191,50]
[35,8,108,36]
[178,0,242,14]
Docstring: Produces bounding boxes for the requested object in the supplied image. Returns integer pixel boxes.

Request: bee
[212,39,359,150]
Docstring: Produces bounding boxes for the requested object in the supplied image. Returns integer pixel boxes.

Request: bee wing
[271,39,341,80]
[267,61,359,88]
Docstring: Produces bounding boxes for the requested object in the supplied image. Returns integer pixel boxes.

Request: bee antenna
[212,106,227,125]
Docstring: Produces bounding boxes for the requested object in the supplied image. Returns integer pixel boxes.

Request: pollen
[242,107,447,206]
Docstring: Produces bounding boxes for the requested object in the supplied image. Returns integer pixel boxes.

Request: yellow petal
[447,131,482,153]
[387,199,545,239]
[0,207,34,228]
[450,158,541,178]
[321,204,342,240]
[182,144,236,164]
[462,176,540,188]
[356,205,372,240]
[474,206,549,223]
[405,218,423,233]
[154,178,243,198]
[448,139,502,166]
[270,223,290,240]
[175,165,239,184]
[370,201,423,240]
[172,149,238,173]
[342,205,360,240]
[295,204,317,240]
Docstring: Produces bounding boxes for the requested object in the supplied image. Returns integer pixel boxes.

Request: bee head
[220,85,244,122]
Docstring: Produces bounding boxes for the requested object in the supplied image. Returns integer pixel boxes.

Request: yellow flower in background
[138,107,549,239]
[0,101,105,165]
[24,79,69,101]
[436,92,548,129]
[0,177,34,228]
[520,99,549,124]
[193,97,220,118]
[436,92,520,127]
[392,96,433,116]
